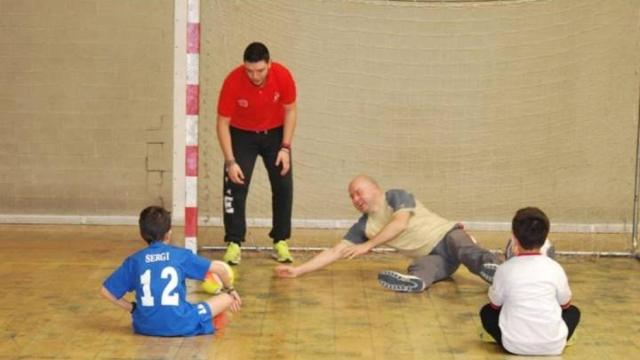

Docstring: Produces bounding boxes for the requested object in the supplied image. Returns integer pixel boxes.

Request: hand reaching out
[275,265,298,278]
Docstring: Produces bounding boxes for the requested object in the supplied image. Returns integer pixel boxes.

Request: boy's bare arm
[100,286,135,313]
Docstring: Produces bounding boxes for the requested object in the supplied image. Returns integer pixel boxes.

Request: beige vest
[365,199,455,258]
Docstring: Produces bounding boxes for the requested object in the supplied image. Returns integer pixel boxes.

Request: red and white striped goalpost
[184,0,200,253]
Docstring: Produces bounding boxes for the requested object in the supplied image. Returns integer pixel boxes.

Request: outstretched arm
[341,211,410,259]
[275,241,351,278]
[100,286,135,313]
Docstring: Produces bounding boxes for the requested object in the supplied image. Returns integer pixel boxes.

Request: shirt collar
[517,251,541,256]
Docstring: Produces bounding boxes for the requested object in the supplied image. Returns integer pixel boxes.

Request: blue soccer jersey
[103,241,213,336]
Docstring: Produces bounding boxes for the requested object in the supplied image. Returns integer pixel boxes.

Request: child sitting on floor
[100,206,241,336]
[479,207,580,355]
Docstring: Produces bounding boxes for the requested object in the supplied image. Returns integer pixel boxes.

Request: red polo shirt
[217,62,296,131]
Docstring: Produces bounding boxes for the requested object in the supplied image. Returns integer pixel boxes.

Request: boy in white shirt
[479,207,580,355]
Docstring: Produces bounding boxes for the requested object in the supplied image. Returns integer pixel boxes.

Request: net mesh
[197,0,639,250]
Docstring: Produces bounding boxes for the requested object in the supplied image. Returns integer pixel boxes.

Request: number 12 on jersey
[139,266,180,306]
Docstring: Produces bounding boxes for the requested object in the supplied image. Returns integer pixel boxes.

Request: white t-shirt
[488,254,572,355]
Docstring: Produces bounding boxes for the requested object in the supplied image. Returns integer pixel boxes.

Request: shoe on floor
[213,311,230,330]
[223,242,241,265]
[377,271,426,293]
[478,326,497,343]
[479,263,499,284]
[272,240,293,263]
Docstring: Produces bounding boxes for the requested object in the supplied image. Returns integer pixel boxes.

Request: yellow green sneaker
[223,242,241,265]
[272,240,293,263]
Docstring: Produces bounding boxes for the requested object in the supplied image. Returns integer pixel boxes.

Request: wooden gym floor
[0,225,638,359]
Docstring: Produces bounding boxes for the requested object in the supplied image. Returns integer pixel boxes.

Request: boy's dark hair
[243,42,270,63]
[512,207,550,250]
[139,206,171,244]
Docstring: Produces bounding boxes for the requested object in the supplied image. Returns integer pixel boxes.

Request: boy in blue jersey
[101,206,242,336]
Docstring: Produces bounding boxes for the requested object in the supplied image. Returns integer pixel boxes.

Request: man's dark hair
[243,42,270,63]
[139,206,171,244]
[512,207,550,250]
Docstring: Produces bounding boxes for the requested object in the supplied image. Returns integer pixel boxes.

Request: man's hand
[340,243,372,260]
[275,264,298,278]
[226,162,245,184]
[275,149,290,176]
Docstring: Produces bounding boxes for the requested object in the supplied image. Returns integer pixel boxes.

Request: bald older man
[275,175,501,293]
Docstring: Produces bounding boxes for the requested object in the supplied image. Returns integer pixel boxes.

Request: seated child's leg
[479,304,503,345]
[204,294,235,330]
[206,293,234,317]
[562,305,581,340]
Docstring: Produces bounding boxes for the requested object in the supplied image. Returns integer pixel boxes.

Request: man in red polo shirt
[216,42,296,265]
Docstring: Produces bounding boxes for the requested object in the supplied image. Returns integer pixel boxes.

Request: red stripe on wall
[185,207,198,237]
[186,146,198,176]
[187,23,200,54]
[186,84,199,115]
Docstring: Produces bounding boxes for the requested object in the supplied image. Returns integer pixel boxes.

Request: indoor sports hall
[1,0,638,359]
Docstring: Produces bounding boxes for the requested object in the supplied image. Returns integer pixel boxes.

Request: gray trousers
[407,227,499,287]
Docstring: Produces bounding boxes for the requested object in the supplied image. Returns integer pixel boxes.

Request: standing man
[276,175,501,293]
[216,42,296,265]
